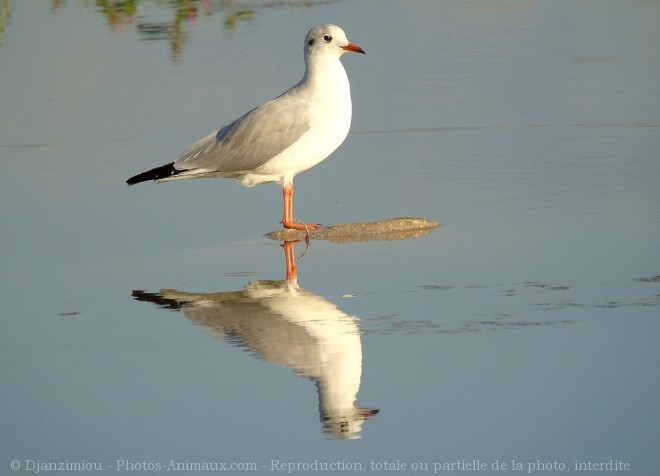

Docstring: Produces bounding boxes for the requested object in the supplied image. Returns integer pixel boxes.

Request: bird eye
[322,34,332,43]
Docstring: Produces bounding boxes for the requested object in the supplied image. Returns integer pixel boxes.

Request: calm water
[2,0,659,474]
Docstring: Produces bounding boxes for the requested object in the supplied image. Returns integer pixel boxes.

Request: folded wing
[173,93,312,178]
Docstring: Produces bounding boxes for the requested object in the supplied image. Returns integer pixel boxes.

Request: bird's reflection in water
[132,241,378,439]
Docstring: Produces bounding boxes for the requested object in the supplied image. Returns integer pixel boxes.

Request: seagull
[126,24,365,230]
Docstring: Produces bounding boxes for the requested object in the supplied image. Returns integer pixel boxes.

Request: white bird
[131,242,379,439]
[127,24,365,230]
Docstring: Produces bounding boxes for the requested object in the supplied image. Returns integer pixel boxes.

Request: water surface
[1,1,659,474]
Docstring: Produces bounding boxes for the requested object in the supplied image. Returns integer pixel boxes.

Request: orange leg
[282,240,298,283]
[281,182,320,230]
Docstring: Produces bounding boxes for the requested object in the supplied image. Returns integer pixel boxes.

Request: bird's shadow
[131,240,379,440]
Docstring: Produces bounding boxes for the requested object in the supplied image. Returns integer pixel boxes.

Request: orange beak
[342,43,366,54]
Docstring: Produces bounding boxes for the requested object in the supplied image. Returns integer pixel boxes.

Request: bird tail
[126,162,182,185]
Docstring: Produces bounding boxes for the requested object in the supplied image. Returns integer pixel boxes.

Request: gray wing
[174,93,312,174]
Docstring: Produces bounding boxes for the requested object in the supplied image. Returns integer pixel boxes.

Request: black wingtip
[126,162,180,185]
[131,290,182,310]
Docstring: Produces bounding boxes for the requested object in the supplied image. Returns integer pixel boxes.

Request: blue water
[1,1,659,474]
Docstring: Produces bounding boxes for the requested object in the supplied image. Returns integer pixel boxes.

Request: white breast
[243,55,353,187]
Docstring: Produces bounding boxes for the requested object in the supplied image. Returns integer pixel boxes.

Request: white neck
[301,54,350,99]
